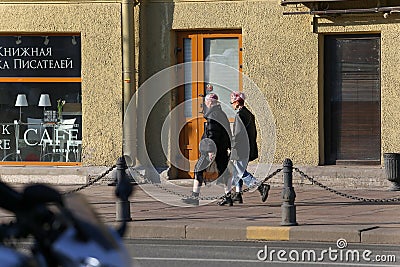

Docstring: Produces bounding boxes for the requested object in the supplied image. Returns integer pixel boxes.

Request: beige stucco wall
[141,0,400,167]
[4,0,398,169]
[140,0,320,166]
[0,1,124,166]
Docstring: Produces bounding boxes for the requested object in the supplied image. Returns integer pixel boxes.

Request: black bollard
[115,156,132,222]
[281,158,298,226]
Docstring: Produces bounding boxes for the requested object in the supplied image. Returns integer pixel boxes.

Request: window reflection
[0,35,81,164]
[204,38,239,118]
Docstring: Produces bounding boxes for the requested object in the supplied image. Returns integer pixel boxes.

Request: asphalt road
[127,239,400,267]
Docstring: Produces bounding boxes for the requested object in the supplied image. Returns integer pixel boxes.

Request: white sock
[236,185,242,193]
[193,179,201,193]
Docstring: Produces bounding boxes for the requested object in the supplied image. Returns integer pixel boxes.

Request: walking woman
[182,93,232,206]
[224,91,270,205]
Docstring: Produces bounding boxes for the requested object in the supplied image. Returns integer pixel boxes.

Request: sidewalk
[54,181,400,246]
[0,162,390,189]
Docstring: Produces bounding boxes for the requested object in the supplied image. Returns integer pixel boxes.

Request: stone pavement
[48,181,400,246]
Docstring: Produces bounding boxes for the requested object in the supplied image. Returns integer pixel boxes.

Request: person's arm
[232,112,246,148]
[205,119,221,152]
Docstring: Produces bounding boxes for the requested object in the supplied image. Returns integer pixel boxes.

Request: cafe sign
[0,35,81,77]
[1,122,80,162]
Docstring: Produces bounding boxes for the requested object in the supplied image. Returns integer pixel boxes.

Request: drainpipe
[121,0,136,166]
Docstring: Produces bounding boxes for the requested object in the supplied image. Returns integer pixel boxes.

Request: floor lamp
[15,94,28,122]
[14,94,28,161]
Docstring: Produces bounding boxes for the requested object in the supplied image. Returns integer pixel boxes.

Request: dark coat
[231,105,258,161]
[198,104,231,176]
[200,104,232,155]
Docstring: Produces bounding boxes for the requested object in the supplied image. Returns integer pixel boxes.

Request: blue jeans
[232,160,258,189]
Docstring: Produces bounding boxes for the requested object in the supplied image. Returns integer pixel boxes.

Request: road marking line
[133,257,260,263]
[133,257,399,266]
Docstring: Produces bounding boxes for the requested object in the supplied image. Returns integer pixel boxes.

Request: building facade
[1,0,399,180]
[0,0,129,167]
[139,0,400,178]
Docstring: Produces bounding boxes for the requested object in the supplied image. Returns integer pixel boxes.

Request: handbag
[203,160,219,181]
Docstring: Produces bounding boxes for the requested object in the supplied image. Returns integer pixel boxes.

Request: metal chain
[294,167,400,203]
[130,167,282,201]
[62,165,116,195]
[58,161,400,203]
[129,167,220,200]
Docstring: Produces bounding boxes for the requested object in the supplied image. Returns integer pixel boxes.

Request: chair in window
[57,118,80,162]
[26,118,44,161]
[66,139,82,162]
[27,118,43,140]
[40,118,76,162]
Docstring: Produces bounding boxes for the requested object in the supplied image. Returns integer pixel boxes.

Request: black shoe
[218,193,233,206]
[182,192,199,206]
[232,192,243,203]
[258,184,270,202]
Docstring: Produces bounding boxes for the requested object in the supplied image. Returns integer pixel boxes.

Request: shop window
[0,35,81,165]
[324,34,381,165]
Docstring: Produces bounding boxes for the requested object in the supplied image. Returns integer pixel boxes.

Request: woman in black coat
[227,91,270,205]
[182,93,232,206]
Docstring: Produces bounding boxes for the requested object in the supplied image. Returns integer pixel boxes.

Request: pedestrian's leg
[231,160,240,190]
[193,153,208,188]
[236,179,243,192]
[182,154,208,205]
[216,156,233,206]
[218,175,233,206]
[182,173,203,206]
[242,170,259,191]
[224,176,233,195]
[232,160,247,203]
[192,179,201,193]
[232,179,243,203]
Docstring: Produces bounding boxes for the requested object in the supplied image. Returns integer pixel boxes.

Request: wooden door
[324,34,381,165]
[176,31,242,178]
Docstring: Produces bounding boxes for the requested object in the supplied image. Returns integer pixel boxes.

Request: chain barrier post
[115,156,132,222]
[281,158,298,226]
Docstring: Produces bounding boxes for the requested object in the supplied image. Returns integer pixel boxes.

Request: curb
[0,166,113,185]
[120,222,400,245]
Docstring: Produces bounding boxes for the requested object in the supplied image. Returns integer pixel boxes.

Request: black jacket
[200,104,231,156]
[231,106,258,161]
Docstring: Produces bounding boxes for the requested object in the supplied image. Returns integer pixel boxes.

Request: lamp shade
[15,94,28,107]
[38,94,51,107]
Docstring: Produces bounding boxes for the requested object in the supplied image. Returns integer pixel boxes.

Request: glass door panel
[184,38,193,118]
[177,31,242,178]
[204,38,239,118]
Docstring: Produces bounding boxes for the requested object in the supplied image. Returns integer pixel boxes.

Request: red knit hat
[205,93,218,101]
[230,91,246,102]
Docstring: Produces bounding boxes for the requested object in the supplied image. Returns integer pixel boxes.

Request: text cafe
[0,35,82,165]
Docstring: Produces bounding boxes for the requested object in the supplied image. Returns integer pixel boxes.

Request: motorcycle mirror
[0,182,23,213]
[23,184,63,206]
